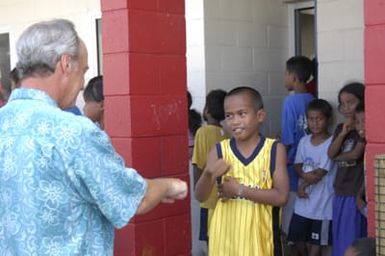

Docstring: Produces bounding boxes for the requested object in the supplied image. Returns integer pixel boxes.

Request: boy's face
[284,70,295,91]
[224,93,265,141]
[307,110,329,136]
[83,100,103,123]
[355,111,365,138]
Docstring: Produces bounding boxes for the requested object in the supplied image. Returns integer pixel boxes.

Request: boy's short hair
[286,56,312,83]
[83,76,103,102]
[205,89,227,121]
[306,99,333,120]
[226,86,263,110]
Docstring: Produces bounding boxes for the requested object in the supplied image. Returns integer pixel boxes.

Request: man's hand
[161,179,188,203]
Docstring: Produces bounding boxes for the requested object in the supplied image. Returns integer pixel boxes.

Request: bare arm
[219,143,289,206]
[328,120,354,159]
[294,163,304,179]
[136,178,187,215]
[333,142,365,161]
[356,182,366,210]
[192,164,203,187]
[194,147,230,202]
[328,133,345,159]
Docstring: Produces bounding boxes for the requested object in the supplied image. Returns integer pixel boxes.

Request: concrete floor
[189,164,208,256]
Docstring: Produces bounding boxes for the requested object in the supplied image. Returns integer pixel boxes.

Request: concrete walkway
[189,164,208,256]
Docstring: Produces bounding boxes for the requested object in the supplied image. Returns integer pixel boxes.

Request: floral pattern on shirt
[0,88,147,255]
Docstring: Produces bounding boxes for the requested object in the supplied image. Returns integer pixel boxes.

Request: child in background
[327,82,366,256]
[192,89,227,244]
[305,58,318,98]
[281,56,314,239]
[195,87,289,255]
[355,103,367,218]
[344,237,375,256]
[9,68,20,90]
[83,76,104,128]
[288,99,335,256]
[188,91,202,159]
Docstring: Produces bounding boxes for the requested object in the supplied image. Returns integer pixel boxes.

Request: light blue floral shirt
[0,88,147,255]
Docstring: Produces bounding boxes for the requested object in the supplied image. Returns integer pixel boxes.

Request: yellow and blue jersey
[209,137,283,256]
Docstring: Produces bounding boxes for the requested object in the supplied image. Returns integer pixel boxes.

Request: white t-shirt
[294,135,336,220]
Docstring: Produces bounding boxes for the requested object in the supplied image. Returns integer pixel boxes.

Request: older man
[0,19,187,255]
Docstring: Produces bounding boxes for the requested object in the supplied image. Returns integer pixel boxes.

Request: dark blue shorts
[199,207,208,241]
[288,213,332,246]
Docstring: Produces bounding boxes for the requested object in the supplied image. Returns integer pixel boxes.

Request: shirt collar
[9,88,58,108]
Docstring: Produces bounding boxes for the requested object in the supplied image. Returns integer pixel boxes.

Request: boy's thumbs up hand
[207,159,231,178]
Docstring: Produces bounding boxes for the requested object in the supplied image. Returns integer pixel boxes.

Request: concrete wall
[317,0,364,119]
[0,0,101,108]
[203,0,289,137]
[186,0,206,113]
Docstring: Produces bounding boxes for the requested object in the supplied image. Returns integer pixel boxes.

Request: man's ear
[59,54,73,75]
[100,101,104,110]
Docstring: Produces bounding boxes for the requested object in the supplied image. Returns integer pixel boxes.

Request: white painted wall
[186,0,206,115]
[0,0,101,110]
[0,0,364,131]
[317,0,364,121]
[203,0,290,137]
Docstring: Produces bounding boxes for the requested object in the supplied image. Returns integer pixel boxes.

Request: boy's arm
[194,147,230,202]
[192,164,203,187]
[294,163,309,197]
[294,163,304,179]
[333,142,365,161]
[301,168,327,185]
[294,162,324,184]
[219,143,289,206]
[136,178,187,214]
[297,181,310,198]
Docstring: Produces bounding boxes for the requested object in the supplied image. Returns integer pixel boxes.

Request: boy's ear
[203,106,209,118]
[290,72,298,83]
[100,101,104,110]
[257,109,266,122]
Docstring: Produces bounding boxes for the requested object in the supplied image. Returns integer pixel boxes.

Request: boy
[288,99,335,256]
[192,89,227,243]
[344,237,375,256]
[355,103,367,218]
[281,56,314,237]
[195,87,289,255]
[83,75,104,128]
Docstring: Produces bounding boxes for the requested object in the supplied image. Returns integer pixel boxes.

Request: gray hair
[16,19,80,79]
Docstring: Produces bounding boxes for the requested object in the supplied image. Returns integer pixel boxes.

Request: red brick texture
[365,0,385,237]
[101,0,191,254]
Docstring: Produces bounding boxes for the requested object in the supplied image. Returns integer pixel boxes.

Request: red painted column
[101,0,191,255]
[364,0,385,237]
